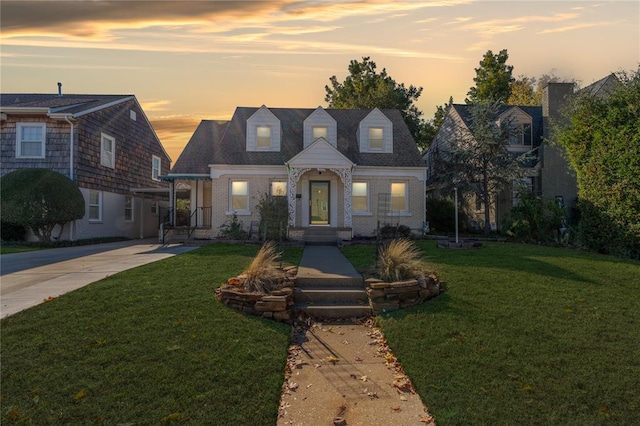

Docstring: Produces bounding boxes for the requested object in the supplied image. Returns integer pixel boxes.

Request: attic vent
[130,110,137,121]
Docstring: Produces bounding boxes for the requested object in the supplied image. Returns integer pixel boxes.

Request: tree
[325,57,426,148]
[432,99,526,235]
[507,73,566,106]
[555,70,640,259]
[0,169,85,242]
[466,49,514,104]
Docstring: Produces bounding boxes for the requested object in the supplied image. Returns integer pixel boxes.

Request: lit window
[390,182,407,212]
[257,126,271,148]
[369,127,383,149]
[152,155,161,180]
[101,133,115,168]
[16,123,46,158]
[231,181,249,212]
[271,181,287,197]
[312,126,328,141]
[124,196,133,221]
[89,190,102,222]
[352,182,368,212]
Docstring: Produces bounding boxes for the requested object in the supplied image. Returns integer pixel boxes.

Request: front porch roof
[159,173,211,181]
[286,138,354,169]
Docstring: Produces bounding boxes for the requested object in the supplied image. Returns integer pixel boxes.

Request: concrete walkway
[0,239,197,318]
[296,245,363,282]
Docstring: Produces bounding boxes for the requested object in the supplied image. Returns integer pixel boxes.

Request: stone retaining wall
[365,274,441,314]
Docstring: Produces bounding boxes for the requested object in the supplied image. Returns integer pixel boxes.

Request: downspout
[64,115,76,241]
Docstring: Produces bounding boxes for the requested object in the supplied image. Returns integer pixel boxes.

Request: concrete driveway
[0,239,198,319]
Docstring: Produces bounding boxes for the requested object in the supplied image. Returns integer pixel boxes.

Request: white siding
[358,108,393,153]
[303,107,337,148]
[246,106,281,152]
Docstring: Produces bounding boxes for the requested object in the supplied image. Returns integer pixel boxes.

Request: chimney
[57,82,62,97]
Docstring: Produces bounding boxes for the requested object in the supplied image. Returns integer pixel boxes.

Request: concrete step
[296,304,372,319]
[296,276,363,288]
[294,287,368,305]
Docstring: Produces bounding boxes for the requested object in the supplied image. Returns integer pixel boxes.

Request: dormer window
[369,127,384,149]
[257,126,271,148]
[510,124,532,146]
[312,126,328,141]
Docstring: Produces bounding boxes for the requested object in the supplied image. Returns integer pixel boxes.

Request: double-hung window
[510,124,532,146]
[230,180,249,213]
[369,127,384,150]
[124,196,133,221]
[16,123,46,158]
[101,133,115,168]
[271,181,287,197]
[390,182,408,214]
[352,182,369,213]
[152,155,161,181]
[256,126,271,148]
[89,190,102,222]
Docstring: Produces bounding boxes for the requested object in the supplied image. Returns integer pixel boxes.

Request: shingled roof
[204,107,423,168]
[0,93,134,116]
[172,120,229,174]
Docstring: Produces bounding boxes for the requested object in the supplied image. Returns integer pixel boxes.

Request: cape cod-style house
[0,88,171,241]
[163,106,426,242]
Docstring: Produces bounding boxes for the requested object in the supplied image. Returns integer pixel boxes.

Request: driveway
[0,239,198,319]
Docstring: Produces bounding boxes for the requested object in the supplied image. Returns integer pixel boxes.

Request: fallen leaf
[360,375,368,382]
[43,296,56,302]
[306,384,312,389]
[327,356,339,365]
[367,391,379,399]
[288,382,299,391]
[74,390,87,401]
[391,405,402,412]
[420,413,434,423]
[354,356,363,362]
[342,340,350,345]
[400,396,408,401]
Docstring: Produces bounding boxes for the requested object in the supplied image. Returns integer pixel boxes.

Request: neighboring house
[164,106,426,241]
[424,74,618,231]
[0,88,171,241]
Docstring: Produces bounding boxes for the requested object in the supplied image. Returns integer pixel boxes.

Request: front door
[310,181,330,225]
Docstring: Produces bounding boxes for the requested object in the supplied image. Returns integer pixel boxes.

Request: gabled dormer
[246,105,281,152]
[497,106,533,152]
[358,108,393,153]
[303,106,337,149]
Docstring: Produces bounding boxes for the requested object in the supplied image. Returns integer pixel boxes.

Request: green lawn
[1,244,302,425]
[343,242,640,425]
[3,241,639,425]
[0,245,42,255]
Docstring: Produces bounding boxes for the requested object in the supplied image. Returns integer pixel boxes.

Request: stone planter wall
[214,266,297,323]
[365,274,441,314]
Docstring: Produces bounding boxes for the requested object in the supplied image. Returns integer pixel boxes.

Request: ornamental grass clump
[377,238,425,282]
[243,241,284,293]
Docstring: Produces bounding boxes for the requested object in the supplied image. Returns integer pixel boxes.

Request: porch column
[287,167,310,226]
[330,166,353,228]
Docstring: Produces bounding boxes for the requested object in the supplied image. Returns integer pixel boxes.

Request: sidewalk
[0,240,197,318]
[278,245,434,426]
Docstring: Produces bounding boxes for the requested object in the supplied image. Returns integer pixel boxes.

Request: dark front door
[310,181,330,225]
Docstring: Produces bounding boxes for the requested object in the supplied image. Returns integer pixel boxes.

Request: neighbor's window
[352,182,369,212]
[230,180,249,212]
[124,196,133,221]
[369,127,384,150]
[510,124,532,146]
[390,182,407,213]
[151,200,158,214]
[16,122,46,158]
[312,126,328,141]
[89,190,102,222]
[271,181,287,197]
[256,126,271,148]
[152,155,161,181]
[101,133,115,168]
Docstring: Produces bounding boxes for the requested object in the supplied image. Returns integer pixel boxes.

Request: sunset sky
[1,0,638,162]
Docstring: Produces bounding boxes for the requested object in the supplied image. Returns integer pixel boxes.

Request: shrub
[242,241,284,293]
[377,239,425,282]
[379,223,411,239]
[218,213,248,240]
[503,191,568,243]
[0,169,85,242]
[426,196,468,233]
[1,221,27,241]
[255,193,287,241]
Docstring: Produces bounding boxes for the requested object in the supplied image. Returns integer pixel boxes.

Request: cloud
[140,100,171,112]
[537,21,612,35]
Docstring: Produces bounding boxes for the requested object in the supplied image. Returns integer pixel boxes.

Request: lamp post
[454,186,459,244]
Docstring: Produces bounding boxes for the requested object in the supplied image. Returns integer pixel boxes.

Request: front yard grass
[343,242,640,425]
[1,244,302,425]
